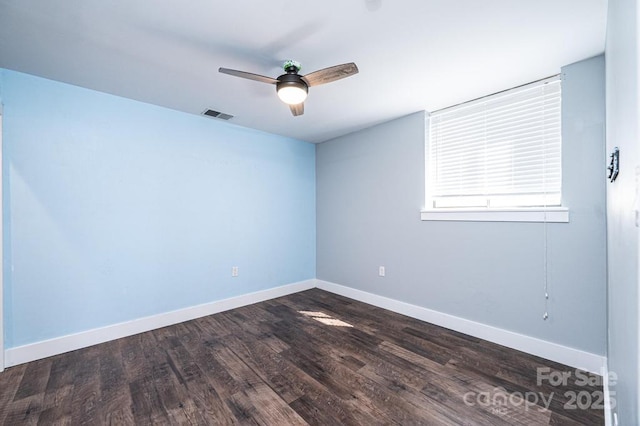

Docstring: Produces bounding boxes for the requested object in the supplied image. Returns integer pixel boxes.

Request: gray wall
[317,55,606,355]
[605,0,639,423]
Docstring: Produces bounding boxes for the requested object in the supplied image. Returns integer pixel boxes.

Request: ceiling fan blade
[289,103,304,116]
[218,68,278,84]
[301,62,359,87]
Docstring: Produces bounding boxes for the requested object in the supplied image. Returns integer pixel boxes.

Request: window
[423,75,568,222]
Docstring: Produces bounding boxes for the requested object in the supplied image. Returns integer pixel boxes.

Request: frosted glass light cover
[277,86,308,105]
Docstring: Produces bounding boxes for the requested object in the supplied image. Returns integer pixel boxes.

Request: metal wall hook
[608,147,620,182]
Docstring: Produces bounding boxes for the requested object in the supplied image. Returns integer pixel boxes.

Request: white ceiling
[0,0,607,143]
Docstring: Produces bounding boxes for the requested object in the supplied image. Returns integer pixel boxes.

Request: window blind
[427,75,562,208]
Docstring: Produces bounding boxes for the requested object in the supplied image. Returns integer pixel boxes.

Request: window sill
[420,207,569,223]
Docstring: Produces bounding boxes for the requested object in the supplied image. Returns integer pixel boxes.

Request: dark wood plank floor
[0,289,604,425]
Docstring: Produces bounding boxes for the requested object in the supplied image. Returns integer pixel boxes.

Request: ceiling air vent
[202,109,234,120]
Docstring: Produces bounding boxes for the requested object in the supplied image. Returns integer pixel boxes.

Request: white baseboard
[4,279,315,368]
[315,280,606,375]
[4,278,606,376]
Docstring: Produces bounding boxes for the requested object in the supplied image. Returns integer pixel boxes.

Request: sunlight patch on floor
[299,310,353,327]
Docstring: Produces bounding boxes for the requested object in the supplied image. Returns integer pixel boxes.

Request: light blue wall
[605,0,639,423]
[316,56,606,355]
[0,69,316,348]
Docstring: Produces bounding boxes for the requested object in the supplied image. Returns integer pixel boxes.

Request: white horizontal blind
[427,75,562,208]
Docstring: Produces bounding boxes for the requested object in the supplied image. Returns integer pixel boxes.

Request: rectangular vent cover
[202,109,233,120]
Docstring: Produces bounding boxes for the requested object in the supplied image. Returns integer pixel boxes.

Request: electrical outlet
[379,266,385,277]
[232,266,239,277]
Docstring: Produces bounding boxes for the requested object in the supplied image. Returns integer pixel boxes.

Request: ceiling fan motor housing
[276,73,308,92]
[276,73,309,105]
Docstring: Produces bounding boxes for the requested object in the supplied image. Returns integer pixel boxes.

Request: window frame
[422,75,568,223]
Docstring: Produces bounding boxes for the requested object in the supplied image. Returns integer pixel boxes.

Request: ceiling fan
[219,60,359,116]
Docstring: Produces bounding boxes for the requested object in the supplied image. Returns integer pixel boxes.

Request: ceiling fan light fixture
[276,81,308,105]
[219,61,358,116]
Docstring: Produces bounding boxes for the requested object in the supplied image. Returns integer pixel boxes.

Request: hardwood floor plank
[267,312,464,424]
[217,318,373,425]
[288,394,344,426]
[13,358,52,402]
[3,358,51,425]
[278,291,455,365]
[355,363,474,425]
[69,346,103,425]
[138,331,195,425]
[0,365,26,424]
[121,335,170,425]
[98,339,135,425]
[173,322,269,425]
[216,333,307,405]
[36,351,79,425]
[159,324,241,425]
[37,384,73,426]
[225,391,261,425]
[3,394,44,426]
[212,345,307,425]
[44,352,77,393]
[221,327,383,425]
